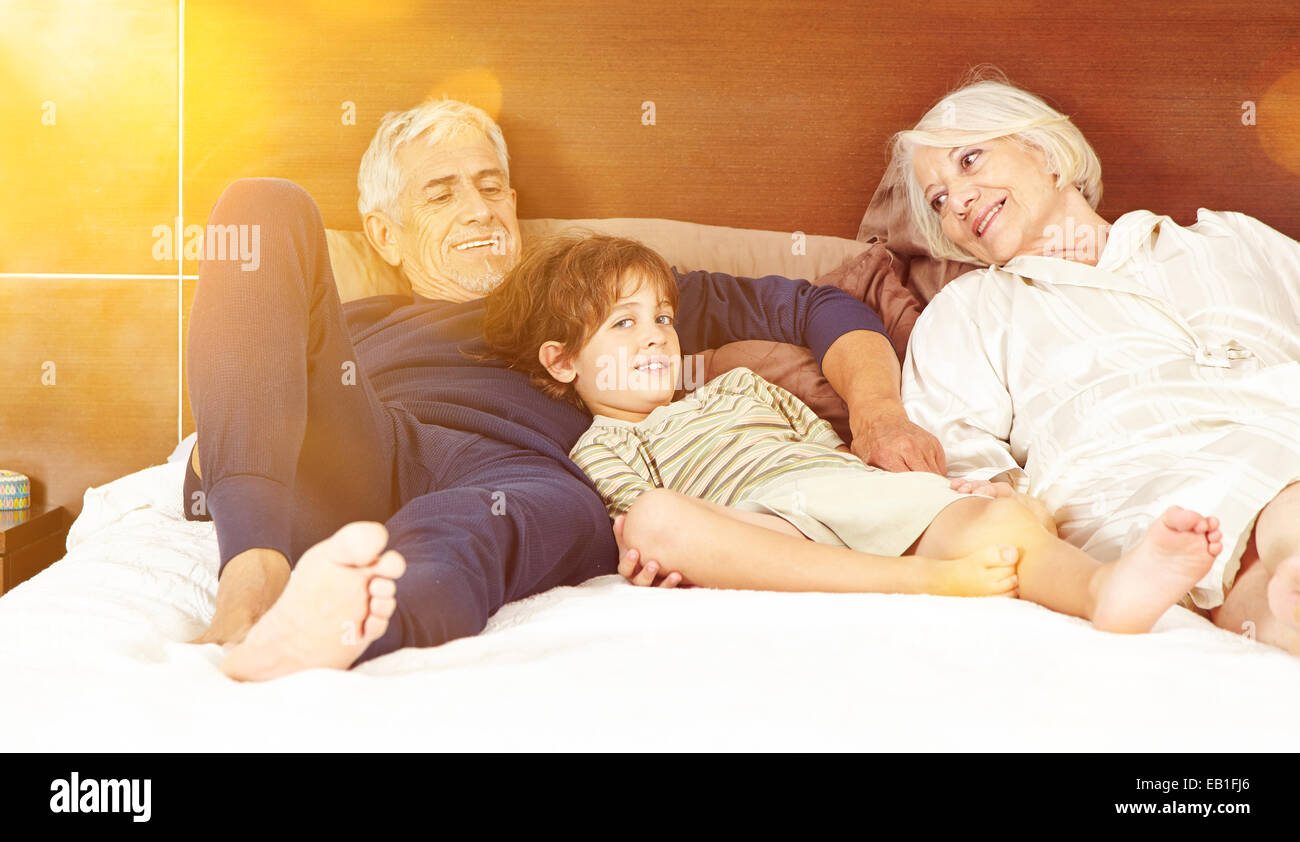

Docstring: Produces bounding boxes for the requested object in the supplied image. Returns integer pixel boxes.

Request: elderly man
[185,99,940,680]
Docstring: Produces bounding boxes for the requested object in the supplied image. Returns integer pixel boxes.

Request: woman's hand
[950,477,1016,498]
[612,514,686,588]
[950,478,1059,536]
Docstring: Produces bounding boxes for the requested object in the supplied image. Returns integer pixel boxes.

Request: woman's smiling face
[912,136,1066,265]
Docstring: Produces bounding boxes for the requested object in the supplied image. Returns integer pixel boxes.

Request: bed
[5,0,1299,753]
[5,448,1299,752]
[4,216,1299,753]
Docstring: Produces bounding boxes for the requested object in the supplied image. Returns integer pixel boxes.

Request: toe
[1161,506,1203,532]
[373,549,406,579]
[369,577,397,598]
[362,613,391,643]
[368,596,397,620]
[333,522,390,567]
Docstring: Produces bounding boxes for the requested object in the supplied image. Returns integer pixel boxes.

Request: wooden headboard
[4,0,1297,517]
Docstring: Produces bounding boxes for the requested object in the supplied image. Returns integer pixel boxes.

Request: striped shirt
[570,366,856,517]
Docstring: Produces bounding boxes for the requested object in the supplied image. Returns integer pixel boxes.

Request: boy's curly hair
[482,232,679,412]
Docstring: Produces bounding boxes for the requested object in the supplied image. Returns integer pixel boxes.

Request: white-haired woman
[894,76,1300,653]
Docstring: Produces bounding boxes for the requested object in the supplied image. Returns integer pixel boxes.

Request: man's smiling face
[388,127,523,301]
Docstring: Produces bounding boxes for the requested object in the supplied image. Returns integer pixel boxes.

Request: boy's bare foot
[1265,557,1300,636]
[220,522,405,681]
[928,544,1020,597]
[1092,506,1221,634]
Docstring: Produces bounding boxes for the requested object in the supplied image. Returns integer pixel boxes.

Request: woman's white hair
[357,98,510,224]
[889,69,1103,264]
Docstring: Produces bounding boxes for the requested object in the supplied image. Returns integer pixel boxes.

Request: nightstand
[0,504,70,595]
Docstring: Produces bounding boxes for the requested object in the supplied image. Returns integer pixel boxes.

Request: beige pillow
[326,218,872,303]
[325,221,919,445]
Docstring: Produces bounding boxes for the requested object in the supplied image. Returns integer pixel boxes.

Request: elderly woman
[893,77,1300,652]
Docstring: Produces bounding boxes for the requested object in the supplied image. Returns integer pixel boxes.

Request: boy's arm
[572,436,686,588]
[570,436,657,518]
[674,269,942,473]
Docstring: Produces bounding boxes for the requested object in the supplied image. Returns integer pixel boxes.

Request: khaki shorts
[732,462,974,557]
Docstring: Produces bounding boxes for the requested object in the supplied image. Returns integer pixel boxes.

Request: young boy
[484,233,1225,633]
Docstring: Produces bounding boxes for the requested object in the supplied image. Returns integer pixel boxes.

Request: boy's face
[568,273,681,421]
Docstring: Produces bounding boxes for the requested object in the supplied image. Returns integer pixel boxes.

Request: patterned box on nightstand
[0,470,31,511]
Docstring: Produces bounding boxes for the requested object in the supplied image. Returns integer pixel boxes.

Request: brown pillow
[695,244,921,443]
[856,175,978,302]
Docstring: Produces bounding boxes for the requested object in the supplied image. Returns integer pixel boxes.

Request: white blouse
[902,208,1300,608]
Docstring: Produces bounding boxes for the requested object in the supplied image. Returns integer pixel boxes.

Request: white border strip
[177,0,185,443]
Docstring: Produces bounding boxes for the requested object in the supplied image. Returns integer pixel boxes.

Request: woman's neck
[1012,188,1111,267]
[1040,192,1111,266]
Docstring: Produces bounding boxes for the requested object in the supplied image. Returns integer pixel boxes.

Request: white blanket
[2,457,1298,751]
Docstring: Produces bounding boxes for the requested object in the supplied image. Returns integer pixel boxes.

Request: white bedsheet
[2,457,1298,752]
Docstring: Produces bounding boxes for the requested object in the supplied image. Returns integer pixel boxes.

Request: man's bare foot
[1092,506,1222,634]
[927,544,1020,597]
[220,522,406,681]
[1265,557,1300,639]
[189,548,291,647]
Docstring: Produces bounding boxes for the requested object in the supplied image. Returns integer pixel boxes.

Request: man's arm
[822,330,945,473]
[674,268,942,472]
[673,268,888,364]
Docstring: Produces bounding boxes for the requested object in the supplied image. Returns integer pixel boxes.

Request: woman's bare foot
[1092,506,1221,634]
[926,544,1020,597]
[220,522,406,681]
[1265,557,1300,638]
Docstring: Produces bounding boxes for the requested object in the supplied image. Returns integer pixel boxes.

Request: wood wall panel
[183,0,1300,253]
[0,278,177,519]
[5,0,1298,518]
[0,1,177,275]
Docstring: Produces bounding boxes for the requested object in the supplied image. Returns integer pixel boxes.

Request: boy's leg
[911,496,1224,633]
[620,489,1018,595]
[186,178,399,645]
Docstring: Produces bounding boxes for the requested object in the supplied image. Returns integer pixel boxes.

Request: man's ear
[539,341,576,383]
[362,210,403,268]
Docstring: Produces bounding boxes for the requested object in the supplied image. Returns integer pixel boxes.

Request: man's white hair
[357,98,510,224]
[889,70,1103,264]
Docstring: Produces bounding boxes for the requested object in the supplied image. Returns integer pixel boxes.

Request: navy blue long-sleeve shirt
[342,268,888,490]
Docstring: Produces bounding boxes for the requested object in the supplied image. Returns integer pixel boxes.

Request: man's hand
[850,405,946,475]
[820,330,946,475]
[612,514,685,588]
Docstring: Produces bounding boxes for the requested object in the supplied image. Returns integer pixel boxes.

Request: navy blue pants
[184,179,616,663]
